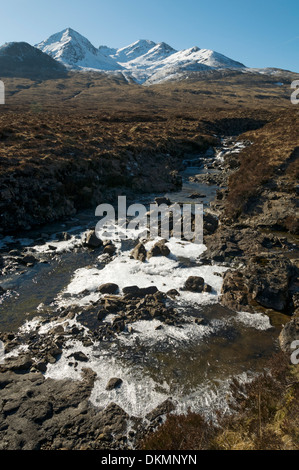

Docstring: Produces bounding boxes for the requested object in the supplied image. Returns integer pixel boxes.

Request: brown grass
[224,110,299,219]
[139,353,299,451]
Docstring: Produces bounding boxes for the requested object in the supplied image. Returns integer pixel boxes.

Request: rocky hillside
[200,109,299,348]
[0,42,67,78]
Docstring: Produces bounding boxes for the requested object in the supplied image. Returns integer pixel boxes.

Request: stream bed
[0,138,281,420]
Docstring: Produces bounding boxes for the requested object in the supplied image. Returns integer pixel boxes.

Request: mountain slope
[0,41,67,78]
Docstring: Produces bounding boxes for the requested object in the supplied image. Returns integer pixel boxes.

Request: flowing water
[0,138,281,419]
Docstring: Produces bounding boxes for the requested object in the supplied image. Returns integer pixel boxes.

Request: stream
[0,138,280,420]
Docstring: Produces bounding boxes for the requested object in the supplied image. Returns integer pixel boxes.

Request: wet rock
[84,230,102,248]
[0,354,33,372]
[98,283,119,295]
[221,271,251,312]
[68,351,88,362]
[103,244,116,256]
[48,325,65,336]
[203,283,212,293]
[123,285,158,298]
[48,245,57,251]
[105,378,123,391]
[56,232,72,241]
[35,361,47,373]
[183,276,205,292]
[130,242,147,262]
[19,254,37,266]
[102,296,124,313]
[147,239,170,259]
[166,289,180,298]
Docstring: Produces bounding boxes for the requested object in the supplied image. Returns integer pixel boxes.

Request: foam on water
[9,296,274,420]
[42,315,233,418]
[234,311,273,331]
[56,237,227,309]
[31,234,82,254]
[117,318,215,348]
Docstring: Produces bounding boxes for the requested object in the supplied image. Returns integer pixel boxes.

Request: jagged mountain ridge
[35,28,246,83]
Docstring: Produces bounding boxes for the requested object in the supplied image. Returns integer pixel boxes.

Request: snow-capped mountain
[118,42,178,70]
[113,39,157,63]
[35,28,246,83]
[36,28,121,71]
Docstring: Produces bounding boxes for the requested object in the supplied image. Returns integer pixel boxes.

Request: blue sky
[1,0,298,72]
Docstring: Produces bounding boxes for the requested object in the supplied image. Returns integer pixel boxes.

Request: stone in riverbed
[166,289,180,298]
[147,239,170,259]
[183,276,205,292]
[19,254,37,266]
[105,377,123,391]
[122,285,158,298]
[56,231,72,241]
[98,283,119,295]
[68,351,88,362]
[83,230,103,248]
[103,243,116,256]
[130,242,147,262]
[183,276,213,294]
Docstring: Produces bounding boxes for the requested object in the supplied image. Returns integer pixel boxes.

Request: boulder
[130,242,147,262]
[183,276,205,293]
[84,230,102,248]
[103,244,116,256]
[166,289,180,298]
[122,285,158,298]
[105,378,123,391]
[98,283,119,295]
[56,232,72,241]
[19,254,37,265]
[68,351,88,362]
[147,239,170,259]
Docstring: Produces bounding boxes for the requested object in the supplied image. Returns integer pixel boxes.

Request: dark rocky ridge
[0,42,67,79]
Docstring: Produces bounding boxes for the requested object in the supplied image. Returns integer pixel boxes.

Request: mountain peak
[115,39,157,62]
[36,29,121,71]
